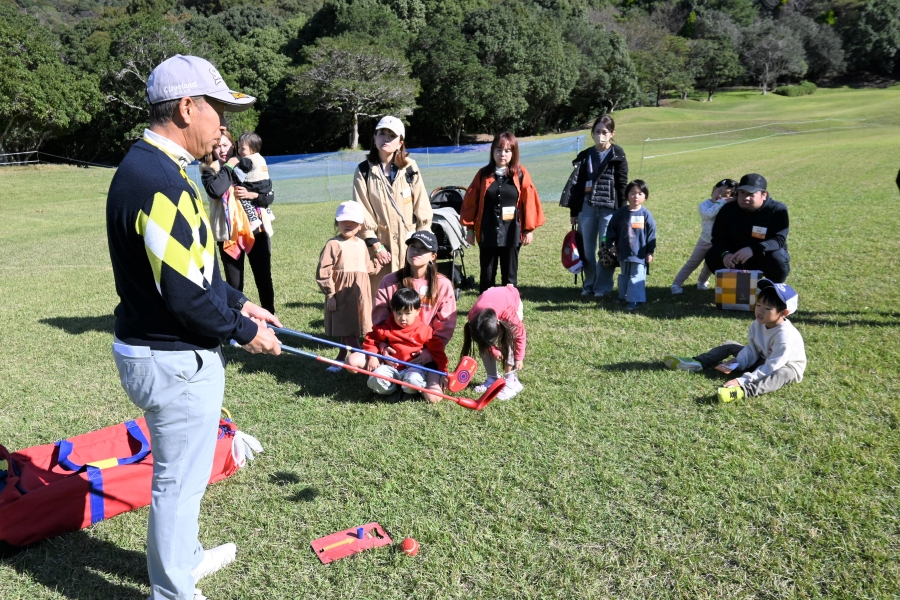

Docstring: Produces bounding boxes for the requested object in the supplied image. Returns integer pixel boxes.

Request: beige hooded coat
[352,157,432,291]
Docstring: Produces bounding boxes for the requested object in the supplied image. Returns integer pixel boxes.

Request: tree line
[2,0,898,162]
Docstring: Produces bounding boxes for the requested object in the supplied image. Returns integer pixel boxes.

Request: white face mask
[593,129,613,145]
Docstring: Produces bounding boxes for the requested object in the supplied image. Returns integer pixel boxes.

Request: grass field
[1,87,900,599]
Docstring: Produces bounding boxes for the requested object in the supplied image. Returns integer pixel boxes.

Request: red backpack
[562,226,585,278]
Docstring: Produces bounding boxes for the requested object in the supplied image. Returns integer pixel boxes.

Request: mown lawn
[1,87,899,599]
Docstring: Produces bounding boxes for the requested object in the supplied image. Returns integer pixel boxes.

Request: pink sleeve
[372,274,398,326]
[501,288,526,361]
[430,277,458,346]
[417,276,457,364]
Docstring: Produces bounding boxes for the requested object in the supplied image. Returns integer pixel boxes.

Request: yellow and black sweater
[106,139,257,350]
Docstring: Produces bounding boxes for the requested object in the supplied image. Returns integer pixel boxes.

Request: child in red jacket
[347,287,448,397]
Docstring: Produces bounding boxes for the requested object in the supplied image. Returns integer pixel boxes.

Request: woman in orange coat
[462,132,546,293]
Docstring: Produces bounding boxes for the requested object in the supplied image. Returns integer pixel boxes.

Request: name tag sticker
[631,215,645,229]
[502,206,516,221]
[584,181,593,193]
[402,187,412,199]
[751,226,767,239]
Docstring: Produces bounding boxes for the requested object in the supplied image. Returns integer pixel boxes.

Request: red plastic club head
[446,356,478,392]
[474,377,506,410]
[451,377,506,410]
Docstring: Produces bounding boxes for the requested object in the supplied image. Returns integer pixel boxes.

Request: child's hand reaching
[723,379,740,388]
[365,355,380,371]
[326,297,337,312]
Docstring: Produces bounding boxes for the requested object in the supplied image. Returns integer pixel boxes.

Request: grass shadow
[223,347,420,406]
[595,360,665,372]
[268,472,320,502]
[283,301,326,309]
[39,315,115,335]
[520,285,751,320]
[1,530,147,598]
[792,310,900,327]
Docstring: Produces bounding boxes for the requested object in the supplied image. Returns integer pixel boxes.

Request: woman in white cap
[352,116,432,292]
[317,201,381,370]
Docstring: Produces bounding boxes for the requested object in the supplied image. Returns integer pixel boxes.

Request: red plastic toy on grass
[311,522,393,564]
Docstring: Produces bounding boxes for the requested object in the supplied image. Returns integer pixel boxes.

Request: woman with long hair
[370,231,457,403]
[461,132,546,293]
[200,130,276,313]
[352,116,432,292]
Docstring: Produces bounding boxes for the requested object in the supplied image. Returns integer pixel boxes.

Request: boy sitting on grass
[663,280,806,403]
[348,287,448,400]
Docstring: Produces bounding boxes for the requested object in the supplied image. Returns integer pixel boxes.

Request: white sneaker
[670,284,683,295]
[194,589,208,600]
[473,376,498,393]
[192,543,237,584]
[325,364,343,373]
[497,382,519,400]
[697,280,710,290]
[504,372,524,393]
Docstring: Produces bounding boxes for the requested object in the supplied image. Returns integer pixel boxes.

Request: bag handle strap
[56,420,150,472]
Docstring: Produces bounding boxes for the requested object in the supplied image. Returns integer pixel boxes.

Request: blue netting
[187,134,586,205]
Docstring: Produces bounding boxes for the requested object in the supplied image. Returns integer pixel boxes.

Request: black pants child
[218,230,275,313]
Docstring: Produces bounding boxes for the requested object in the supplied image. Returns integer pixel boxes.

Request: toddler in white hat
[315,201,379,372]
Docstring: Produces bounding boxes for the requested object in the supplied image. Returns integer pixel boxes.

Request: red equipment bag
[561,225,586,285]
[0,416,241,550]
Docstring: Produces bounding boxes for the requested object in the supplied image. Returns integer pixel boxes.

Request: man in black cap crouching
[705,173,790,283]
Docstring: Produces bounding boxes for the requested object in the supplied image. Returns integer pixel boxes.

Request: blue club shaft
[269,325,447,378]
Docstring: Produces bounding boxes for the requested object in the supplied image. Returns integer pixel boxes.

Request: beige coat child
[352,157,432,291]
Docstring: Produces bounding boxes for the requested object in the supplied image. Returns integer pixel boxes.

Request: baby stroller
[429,186,475,301]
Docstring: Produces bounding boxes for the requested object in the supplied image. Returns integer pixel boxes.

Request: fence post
[326,157,332,202]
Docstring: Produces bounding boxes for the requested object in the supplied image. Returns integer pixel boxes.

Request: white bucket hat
[375,116,405,139]
[335,201,365,224]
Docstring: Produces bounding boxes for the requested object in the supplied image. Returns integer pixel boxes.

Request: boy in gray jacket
[664,280,806,403]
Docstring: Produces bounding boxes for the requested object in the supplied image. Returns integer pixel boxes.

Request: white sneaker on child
[325,364,343,373]
[504,372,524,393]
[496,372,523,400]
[671,284,683,295]
[697,280,710,290]
[473,376,498,394]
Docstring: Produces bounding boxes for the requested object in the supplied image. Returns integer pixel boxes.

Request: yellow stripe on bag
[87,458,119,470]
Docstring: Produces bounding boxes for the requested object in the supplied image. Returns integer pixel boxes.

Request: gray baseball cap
[146,54,255,112]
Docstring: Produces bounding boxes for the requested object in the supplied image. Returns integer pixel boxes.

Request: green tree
[633,34,693,106]
[691,36,743,100]
[410,19,491,144]
[779,13,844,80]
[289,33,420,148]
[520,15,580,132]
[739,19,807,93]
[563,20,640,124]
[0,6,100,155]
[839,0,900,75]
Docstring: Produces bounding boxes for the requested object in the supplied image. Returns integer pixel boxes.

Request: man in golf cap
[106,55,281,600]
[705,173,791,283]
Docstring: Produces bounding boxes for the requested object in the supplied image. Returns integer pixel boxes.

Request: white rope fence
[637,118,874,175]
[0,151,114,168]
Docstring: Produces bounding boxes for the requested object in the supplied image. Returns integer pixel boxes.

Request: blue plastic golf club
[269,325,449,379]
